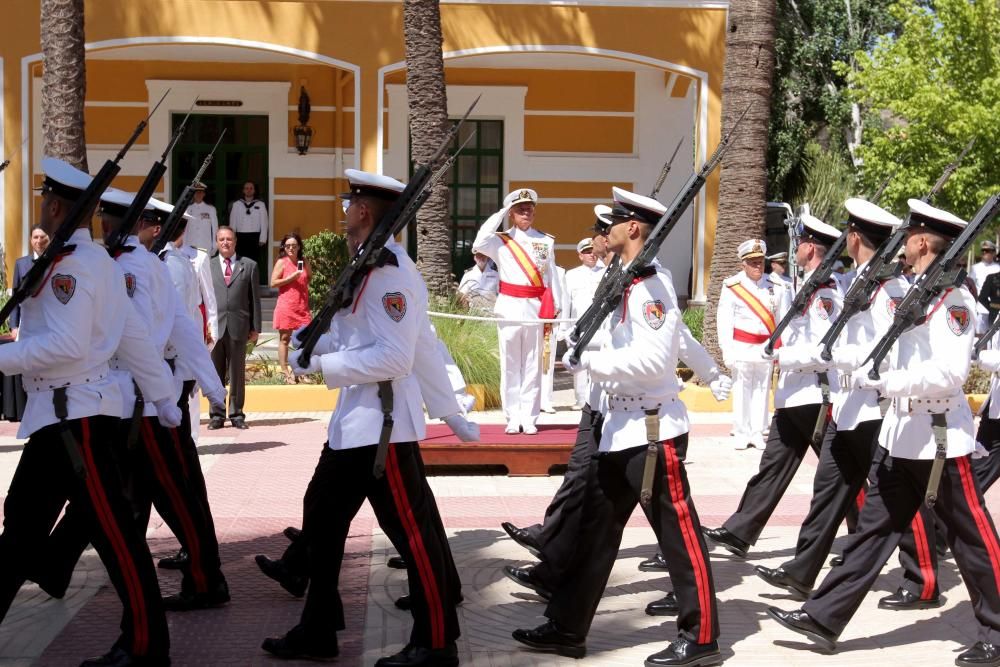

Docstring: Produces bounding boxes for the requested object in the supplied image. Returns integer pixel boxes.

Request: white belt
[894,395,965,415]
[607,394,675,413]
[23,364,110,393]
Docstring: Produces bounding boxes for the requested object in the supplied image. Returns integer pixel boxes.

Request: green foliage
[768,0,898,202]
[682,307,704,343]
[849,0,1000,221]
[799,142,854,223]
[428,294,501,407]
[303,231,350,313]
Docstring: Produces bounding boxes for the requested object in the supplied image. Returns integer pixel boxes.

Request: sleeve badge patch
[816,297,834,320]
[382,292,407,322]
[124,272,137,298]
[947,305,970,336]
[51,274,76,305]
[887,296,903,316]
[643,299,666,330]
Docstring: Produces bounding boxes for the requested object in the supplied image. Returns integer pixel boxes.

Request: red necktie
[224,257,233,286]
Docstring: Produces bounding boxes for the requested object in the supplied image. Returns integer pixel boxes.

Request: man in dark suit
[209,226,261,429]
[4,225,50,421]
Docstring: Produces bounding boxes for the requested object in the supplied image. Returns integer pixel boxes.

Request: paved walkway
[0,401,995,666]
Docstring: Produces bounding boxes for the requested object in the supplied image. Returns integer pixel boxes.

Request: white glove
[444,414,481,442]
[759,346,776,361]
[775,345,825,372]
[852,366,886,393]
[289,349,322,375]
[831,345,860,372]
[154,398,183,429]
[561,349,589,374]
[204,387,227,414]
[709,374,733,402]
[978,349,1000,373]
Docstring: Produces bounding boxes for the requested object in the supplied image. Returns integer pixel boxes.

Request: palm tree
[702,0,778,364]
[40,0,88,170]
[402,0,453,295]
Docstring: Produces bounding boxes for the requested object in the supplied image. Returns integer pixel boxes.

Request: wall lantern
[293,85,313,155]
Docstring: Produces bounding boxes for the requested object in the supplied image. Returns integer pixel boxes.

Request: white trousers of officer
[573,371,589,408]
[189,386,201,444]
[540,329,556,411]
[732,360,771,447]
[498,322,542,427]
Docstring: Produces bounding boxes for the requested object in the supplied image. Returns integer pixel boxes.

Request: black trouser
[546,435,719,644]
[210,330,248,421]
[804,449,1000,644]
[973,410,1000,491]
[0,416,169,659]
[176,379,216,539]
[723,404,825,546]
[299,443,460,649]
[280,443,463,605]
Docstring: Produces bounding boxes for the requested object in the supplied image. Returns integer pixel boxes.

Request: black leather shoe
[231,418,249,430]
[755,565,811,599]
[374,642,459,666]
[639,552,670,572]
[701,526,749,558]
[387,555,408,569]
[512,620,586,659]
[255,555,308,598]
[283,526,302,542]
[767,607,838,650]
[645,592,679,616]
[501,521,543,559]
[157,549,188,570]
[503,564,552,599]
[207,417,224,430]
[79,647,170,666]
[395,594,412,611]
[644,638,721,666]
[162,580,230,611]
[262,625,338,662]
[877,587,942,610]
[829,554,844,567]
[956,641,1000,666]
[938,542,952,559]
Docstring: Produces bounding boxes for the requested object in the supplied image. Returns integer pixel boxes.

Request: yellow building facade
[0,0,726,303]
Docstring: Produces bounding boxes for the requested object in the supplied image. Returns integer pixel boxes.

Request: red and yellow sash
[728,281,778,344]
[498,234,555,319]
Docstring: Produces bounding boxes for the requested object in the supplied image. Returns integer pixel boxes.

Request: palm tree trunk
[40,0,88,171]
[403,0,452,295]
[702,0,778,365]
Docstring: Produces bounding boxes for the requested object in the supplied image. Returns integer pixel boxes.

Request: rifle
[567,103,752,362]
[974,310,1000,360]
[105,100,195,254]
[864,193,1000,379]
[818,137,977,361]
[650,139,683,199]
[150,129,227,256]
[869,175,892,205]
[0,91,168,328]
[294,95,480,367]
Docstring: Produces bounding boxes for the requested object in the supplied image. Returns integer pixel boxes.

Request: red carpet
[422,423,578,445]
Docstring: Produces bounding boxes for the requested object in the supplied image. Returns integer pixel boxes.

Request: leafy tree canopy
[848,0,1000,221]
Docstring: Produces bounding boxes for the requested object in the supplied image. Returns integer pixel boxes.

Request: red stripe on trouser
[385,446,445,648]
[141,420,207,593]
[909,511,936,600]
[855,488,866,511]
[78,418,149,654]
[168,424,190,478]
[662,440,713,645]
[957,457,1000,595]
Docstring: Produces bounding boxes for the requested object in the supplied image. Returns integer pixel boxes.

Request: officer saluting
[769,200,1000,667]
[512,187,721,667]
[263,170,461,667]
[716,239,784,450]
[0,158,177,666]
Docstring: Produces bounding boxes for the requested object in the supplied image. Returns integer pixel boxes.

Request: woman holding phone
[271,233,312,383]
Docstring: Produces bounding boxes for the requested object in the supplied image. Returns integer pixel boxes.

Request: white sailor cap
[906,198,967,239]
[192,181,207,191]
[738,239,767,260]
[844,198,901,244]
[576,237,594,253]
[341,169,405,201]
[797,213,842,246]
[982,240,997,251]
[608,186,666,225]
[99,187,154,219]
[147,196,194,224]
[504,188,538,208]
[766,251,788,262]
[37,157,92,200]
[592,204,614,233]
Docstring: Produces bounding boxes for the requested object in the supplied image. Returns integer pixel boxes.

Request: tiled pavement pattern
[0,403,996,666]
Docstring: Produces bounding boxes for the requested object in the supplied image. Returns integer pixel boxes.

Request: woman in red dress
[270,233,312,383]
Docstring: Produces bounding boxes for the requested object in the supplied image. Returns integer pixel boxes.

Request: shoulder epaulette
[110,245,135,258]
[636,265,658,279]
[723,275,741,287]
[543,232,554,239]
[196,246,208,253]
[496,230,511,237]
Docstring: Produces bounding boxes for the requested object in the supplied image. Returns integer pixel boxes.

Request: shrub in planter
[303,231,350,313]
[429,294,501,408]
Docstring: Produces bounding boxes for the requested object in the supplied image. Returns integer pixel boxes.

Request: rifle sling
[811,371,832,446]
[53,387,86,480]
[372,380,395,479]
[639,408,660,509]
[925,412,948,508]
